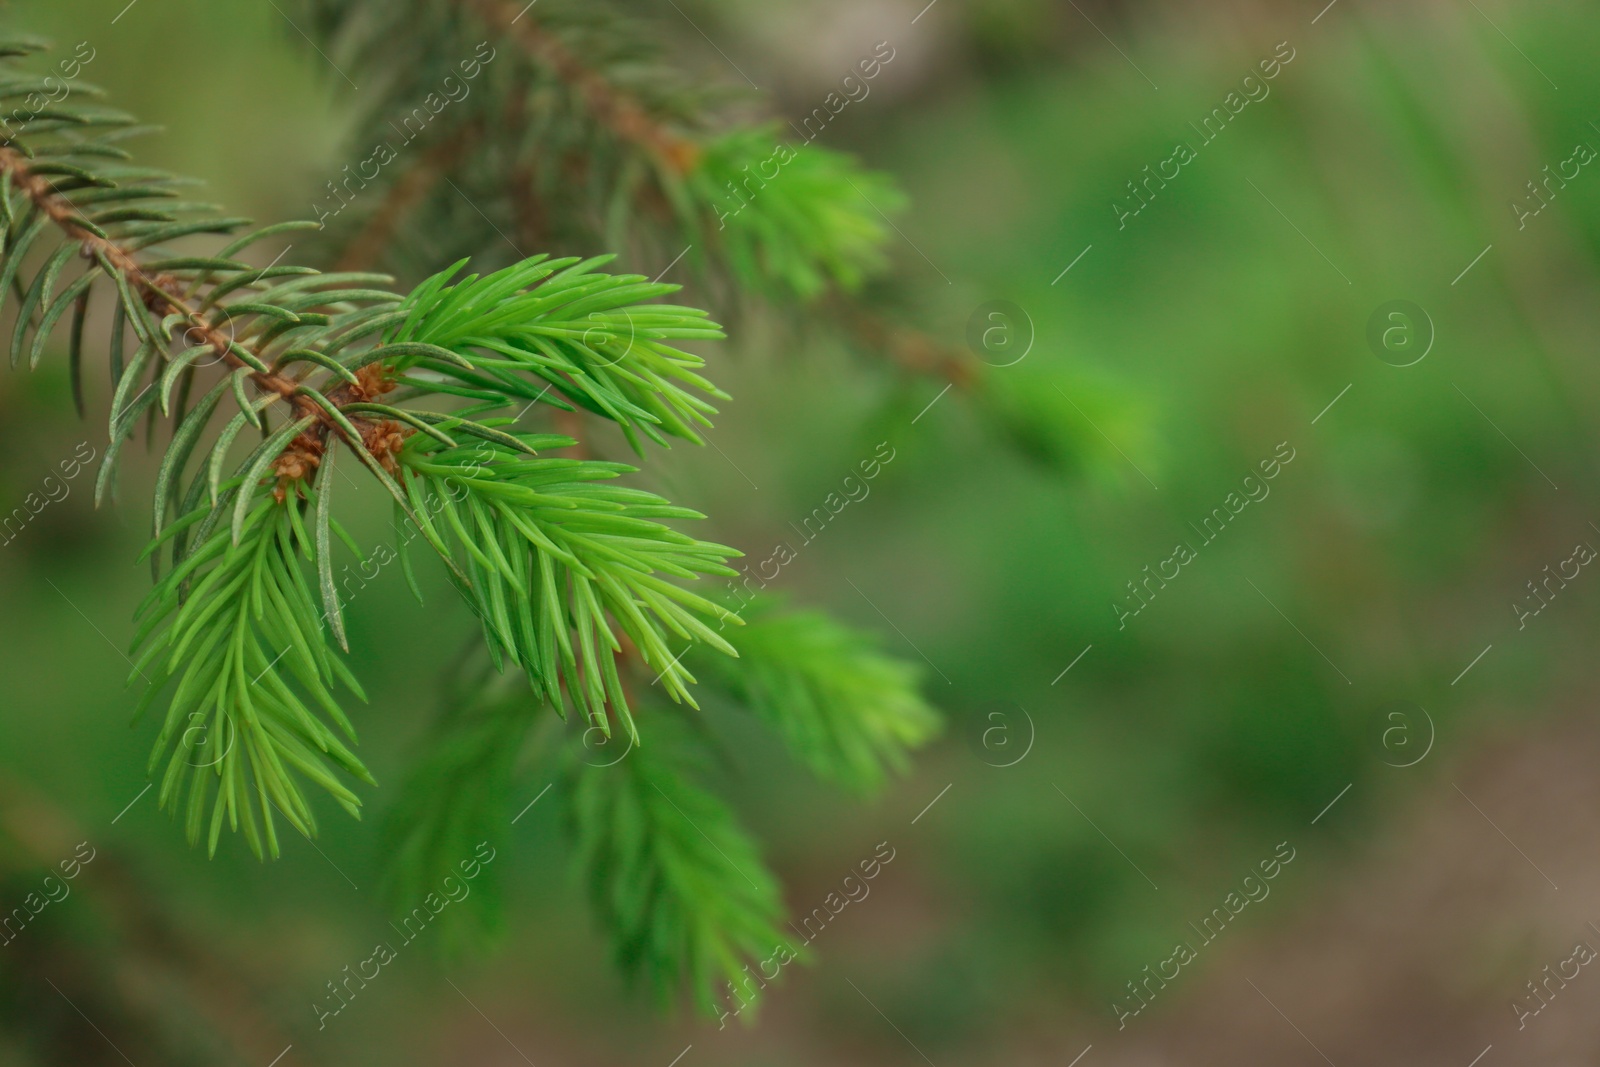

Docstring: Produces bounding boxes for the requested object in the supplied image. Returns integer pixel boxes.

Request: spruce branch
[396,423,740,737]
[0,37,741,857]
[130,483,372,857]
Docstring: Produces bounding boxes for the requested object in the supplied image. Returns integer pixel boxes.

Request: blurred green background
[4,0,1600,1063]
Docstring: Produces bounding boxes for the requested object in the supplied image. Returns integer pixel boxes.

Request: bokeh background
[3,0,1600,1063]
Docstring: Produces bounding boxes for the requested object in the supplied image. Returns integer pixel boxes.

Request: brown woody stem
[0,146,311,409]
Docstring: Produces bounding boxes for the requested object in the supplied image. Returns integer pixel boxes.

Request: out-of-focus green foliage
[696,598,940,792]
[561,724,801,1017]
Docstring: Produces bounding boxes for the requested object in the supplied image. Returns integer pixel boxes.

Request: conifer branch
[0,36,744,858]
